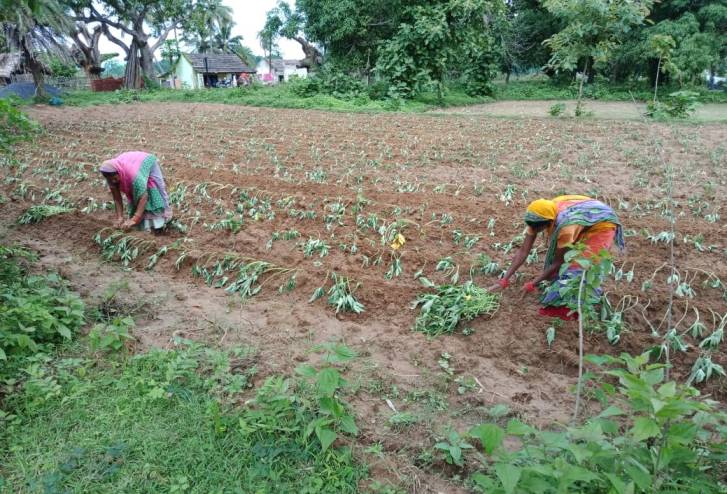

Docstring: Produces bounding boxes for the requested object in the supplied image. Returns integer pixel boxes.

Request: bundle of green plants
[412,278,500,336]
[17,204,74,224]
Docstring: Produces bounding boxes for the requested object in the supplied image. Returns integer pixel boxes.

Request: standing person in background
[99,151,173,233]
[490,195,625,320]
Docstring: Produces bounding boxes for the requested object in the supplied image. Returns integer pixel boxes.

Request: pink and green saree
[101,151,172,230]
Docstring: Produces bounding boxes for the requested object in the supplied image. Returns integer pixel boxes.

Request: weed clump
[412,279,500,336]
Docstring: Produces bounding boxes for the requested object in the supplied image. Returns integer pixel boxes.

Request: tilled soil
[2,102,726,492]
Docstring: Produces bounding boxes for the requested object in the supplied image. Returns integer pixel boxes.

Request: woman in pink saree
[99,151,172,232]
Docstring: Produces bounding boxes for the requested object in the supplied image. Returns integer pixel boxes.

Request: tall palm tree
[0,0,71,98]
[184,1,233,54]
[211,18,243,54]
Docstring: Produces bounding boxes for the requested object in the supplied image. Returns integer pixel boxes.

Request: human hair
[525,219,551,230]
[101,171,119,178]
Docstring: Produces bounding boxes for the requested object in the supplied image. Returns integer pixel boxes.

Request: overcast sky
[98,0,304,62]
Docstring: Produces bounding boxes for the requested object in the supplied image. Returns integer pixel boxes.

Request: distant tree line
[260,0,726,98]
[1,0,725,99]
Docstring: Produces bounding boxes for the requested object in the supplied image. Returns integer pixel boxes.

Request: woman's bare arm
[531,247,567,285]
[123,192,147,228]
[489,233,536,290]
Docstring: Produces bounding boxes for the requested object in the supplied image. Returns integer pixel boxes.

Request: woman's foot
[538,306,578,321]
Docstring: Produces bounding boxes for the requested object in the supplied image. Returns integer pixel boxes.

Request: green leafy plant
[0,245,84,362]
[17,205,74,224]
[326,272,365,314]
[0,98,39,152]
[646,90,700,119]
[295,343,359,452]
[412,278,500,336]
[89,316,136,352]
[469,352,727,493]
[94,230,155,267]
[435,429,474,467]
[548,102,566,116]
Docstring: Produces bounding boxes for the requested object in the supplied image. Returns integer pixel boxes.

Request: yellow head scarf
[526,199,557,221]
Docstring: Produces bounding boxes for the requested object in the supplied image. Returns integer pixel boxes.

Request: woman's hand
[114,215,124,228]
[488,278,510,292]
[122,217,140,230]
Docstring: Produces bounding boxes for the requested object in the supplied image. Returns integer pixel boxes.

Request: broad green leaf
[597,405,624,418]
[642,367,664,385]
[471,472,497,491]
[495,463,521,494]
[295,364,317,378]
[562,464,600,484]
[623,461,652,491]
[506,419,535,436]
[338,414,358,435]
[605,473,628,494]
[567,443,592,464]
[657,381,676,398]
[316,368,341,396]
[650,398,666,414]
[631,417,660,441]
[316,426,337,452]
[319,396,345,417]
[469,423,504,455]
[56,325,71,339]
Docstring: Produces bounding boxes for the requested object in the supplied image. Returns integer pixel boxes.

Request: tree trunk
[653,56,661,104]
[505,70,511,84]
[71,24,104,83]
[139,43,155,80]
[294,36,322,71]
[83,66,102,80]
[23,43,47,99]
[576,58,589,116]
[29,58,47,99]
[125,40,142,89]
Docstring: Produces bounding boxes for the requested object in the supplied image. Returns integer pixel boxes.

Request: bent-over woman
[491,195,624,319]
[99,151,172,232]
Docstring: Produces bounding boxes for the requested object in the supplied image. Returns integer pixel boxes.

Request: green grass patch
[1,340,367,493]
[494,79,727,103]
[53,83,491,113]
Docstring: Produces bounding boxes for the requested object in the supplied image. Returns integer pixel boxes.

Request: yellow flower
[390,233,406,251]
[464,295,472,301]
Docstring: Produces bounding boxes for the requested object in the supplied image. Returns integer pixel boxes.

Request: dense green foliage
[376,0,501,98]
[0,246,84,363]
[469,352,727,493]
[259,0,726,101]
[0,98,39,151]
[57,83,494,111]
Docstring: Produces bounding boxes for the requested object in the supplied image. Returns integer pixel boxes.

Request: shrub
[469,352,727,493]
[548,102,566,116]
[0,246,85,361]
[647,90,700,119]
[0,98,38,152]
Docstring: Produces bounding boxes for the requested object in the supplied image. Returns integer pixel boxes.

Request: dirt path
[432,100,727,122]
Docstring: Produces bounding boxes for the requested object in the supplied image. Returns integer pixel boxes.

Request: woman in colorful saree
[99,151,172,232]
[490,195,625,320]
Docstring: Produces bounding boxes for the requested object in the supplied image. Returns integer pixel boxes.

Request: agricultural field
[2,102,726,491]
